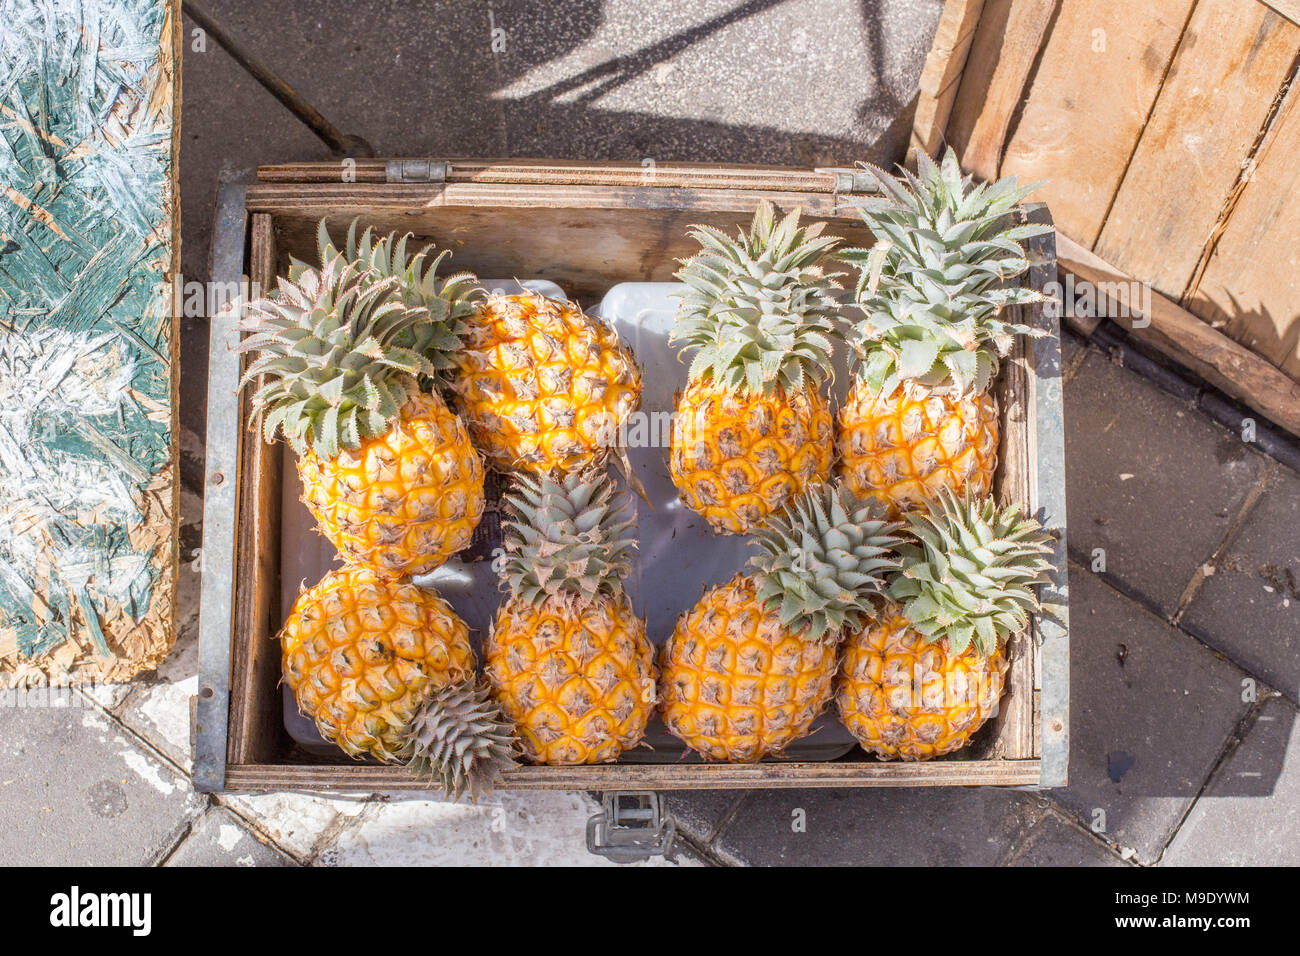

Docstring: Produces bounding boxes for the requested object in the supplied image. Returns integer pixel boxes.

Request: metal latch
[385,159,448,183]
[586,792,675,863]
[818,167,878,195]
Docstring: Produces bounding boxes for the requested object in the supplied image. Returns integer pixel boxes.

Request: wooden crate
[914,0,1300,438]
[194,159,1069,793]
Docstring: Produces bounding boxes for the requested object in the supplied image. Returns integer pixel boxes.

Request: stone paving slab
[491,0,939,166]
[1181,464,1300,702]
[220,790,372,861]
[166,807,295,867]
[1008,813,1127,867]
[661,789,746,847]
[177,15,331,446]
[317,791,692,866]
[0,700,204,866]
[1162,697,1300,866]
[710,786,1040,866]
[1051,565,1250,863]
[1064,351,1266,616]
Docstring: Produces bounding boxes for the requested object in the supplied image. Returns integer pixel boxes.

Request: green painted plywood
[0,0,178,685]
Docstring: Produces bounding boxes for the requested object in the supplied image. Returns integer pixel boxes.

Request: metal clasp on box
[385,159,448,183]
[586,791,675,863]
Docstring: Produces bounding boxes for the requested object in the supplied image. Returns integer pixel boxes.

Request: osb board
[0,0,180,686]
[1001,0,1196,248]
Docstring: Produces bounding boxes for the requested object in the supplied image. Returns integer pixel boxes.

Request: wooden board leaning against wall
[0,0,180,685]
[913,0,1300,437]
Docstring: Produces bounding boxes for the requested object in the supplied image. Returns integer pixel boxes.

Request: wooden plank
[243,185,875,303]
[1263,0,1300,27]
[1001,0,1196,247]
[911,0,987,155]
[0,0,179,686]
[225,759,1044,792]
[227,214,284,765]
[1095,0,1300,299]
[1058,234,1300,436]
[258,158,845,192]
[945,0,1058,180]
[1187,79,1300,378]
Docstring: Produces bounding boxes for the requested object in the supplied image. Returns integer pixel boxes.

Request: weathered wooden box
[195,159,1068,793]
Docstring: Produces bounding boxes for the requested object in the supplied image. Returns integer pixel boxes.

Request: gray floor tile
[1181,465,1300,701]
[1051,566,1249,863]
[712,786,1038,866]
[0,701,204,865]
[661,789,746,844]
[492,0,939,166]
[179,13,332,451]
[166,807,296,866]
[1064,351,1266,615]
[1009,813,1126,867]
[1162,698,1300,866]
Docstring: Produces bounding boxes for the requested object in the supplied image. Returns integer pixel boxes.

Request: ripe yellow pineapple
[669,200,841,534]
[448,291,642,475]
[660,486,900,761]
[485,472,655,764]
[836,148,1051,517]
[280,566,515,798]
[836,490,1053,760]
[237,242,484,578]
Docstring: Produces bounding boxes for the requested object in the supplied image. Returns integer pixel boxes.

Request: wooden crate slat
[1187,74,1300,378]
[226,759,1044,792]
[1001,0,1196,248]
[1094,0,1300,300]
[257,158,844,192]
[943,0,1057,180]
[0,0,179,685]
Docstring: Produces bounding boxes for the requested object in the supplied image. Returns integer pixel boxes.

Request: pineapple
[670,200,841,534]
[237,248,484,578]
[659,485,900,761]
[293,219,484,378]
[447,291,642,476]
[836,148,1051,517]
[280,566,515,798]
[485,472,655,764]
[836,490,1053,760]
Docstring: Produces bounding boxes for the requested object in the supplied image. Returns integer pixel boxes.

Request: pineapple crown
[671,199,844,396]
[292,218,484,374]
[406,681,517,802]
[749,484,903,643]
[890,489,1055,656]
[235,253,434,458]
[839,148,1053,397]
[499,471,636,605]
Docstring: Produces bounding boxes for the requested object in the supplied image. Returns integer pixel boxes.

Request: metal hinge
[819,167,878,195]
[385,159,448,183]
[586,792,675,864]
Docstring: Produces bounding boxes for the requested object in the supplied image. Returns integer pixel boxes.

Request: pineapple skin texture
[485,593,655,765]
[671,380,832,534]
[298,391,484,579]
[449,294,641,475]
[837,381,998,518]
[835,606,1008,761]
[659,574,836,761]
[280,567,476,762]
